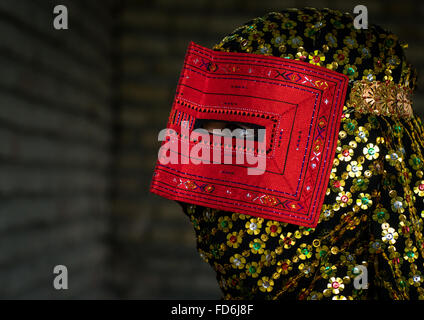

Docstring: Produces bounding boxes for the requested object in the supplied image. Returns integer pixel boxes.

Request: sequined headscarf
[213,8,416,92]
[174,8,424,299]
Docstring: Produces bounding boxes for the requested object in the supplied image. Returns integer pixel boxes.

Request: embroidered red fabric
[150,42,349,227]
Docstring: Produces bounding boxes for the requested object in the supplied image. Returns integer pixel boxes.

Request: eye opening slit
[193,119,265,142]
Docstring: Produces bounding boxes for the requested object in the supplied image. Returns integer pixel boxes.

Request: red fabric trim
[150,42,349,227]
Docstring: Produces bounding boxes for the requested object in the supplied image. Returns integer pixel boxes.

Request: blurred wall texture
[0,0,423,299]
[0,0,115,298]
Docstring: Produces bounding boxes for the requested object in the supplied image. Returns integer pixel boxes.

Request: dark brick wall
[0,0,116,298]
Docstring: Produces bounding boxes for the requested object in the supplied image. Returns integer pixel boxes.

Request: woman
[153,8,424,300]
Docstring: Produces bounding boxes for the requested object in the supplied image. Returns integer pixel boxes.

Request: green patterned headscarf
[213,8,416,90]
[180,8,424,300]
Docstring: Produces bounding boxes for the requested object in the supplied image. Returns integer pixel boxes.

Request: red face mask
[150,42,348,227]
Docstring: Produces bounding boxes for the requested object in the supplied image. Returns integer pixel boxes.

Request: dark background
[0,0,423,299]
